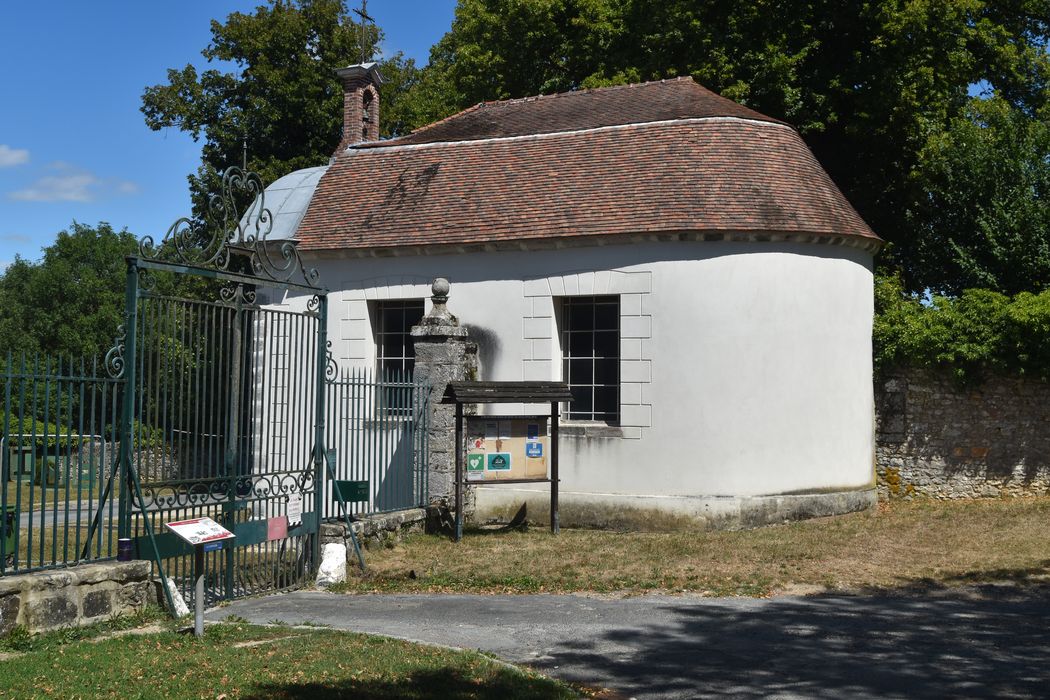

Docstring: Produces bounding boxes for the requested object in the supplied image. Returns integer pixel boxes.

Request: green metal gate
[109,168,331,606]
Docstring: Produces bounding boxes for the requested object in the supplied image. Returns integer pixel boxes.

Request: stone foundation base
[0,561,152,636]
[472,487,877,531]
[320,507,427,555]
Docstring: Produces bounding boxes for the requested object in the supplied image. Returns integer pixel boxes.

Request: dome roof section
[247,165,328,242]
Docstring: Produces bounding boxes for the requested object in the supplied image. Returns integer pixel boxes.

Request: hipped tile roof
[296,78,877,252]
[359,76,783,147]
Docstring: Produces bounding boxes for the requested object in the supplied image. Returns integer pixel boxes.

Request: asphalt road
[206,586,1050,699]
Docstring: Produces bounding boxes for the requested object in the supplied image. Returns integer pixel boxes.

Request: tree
[0,222,218,363]
[0,223,136,361]
[909,97,1050,295]
[409,0,1050,293]
[141,0,418,216]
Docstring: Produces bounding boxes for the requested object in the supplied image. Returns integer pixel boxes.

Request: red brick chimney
[334,62,384,153]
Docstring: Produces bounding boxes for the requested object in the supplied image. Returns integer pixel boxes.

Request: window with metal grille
[560,295,619,422]
[373,299,425,378]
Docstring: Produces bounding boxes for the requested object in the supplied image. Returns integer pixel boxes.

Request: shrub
[874,274,1050,381]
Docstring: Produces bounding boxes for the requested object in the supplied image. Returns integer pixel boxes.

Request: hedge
[874,274,1050,381]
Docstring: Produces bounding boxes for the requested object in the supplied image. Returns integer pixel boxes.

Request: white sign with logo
[165,517,235,546]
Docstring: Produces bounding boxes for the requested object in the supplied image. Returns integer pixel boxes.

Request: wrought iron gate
[109,168,331,606]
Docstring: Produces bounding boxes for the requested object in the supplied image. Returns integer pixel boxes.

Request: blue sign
[526,441,543,458]
[203,541,224,552]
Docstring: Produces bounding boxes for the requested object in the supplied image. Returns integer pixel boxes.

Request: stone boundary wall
[876,368,1050,499]
[320,507,427,554]
[0,561,152,636]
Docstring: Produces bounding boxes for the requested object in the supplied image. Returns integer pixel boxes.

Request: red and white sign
[165,517,235,546]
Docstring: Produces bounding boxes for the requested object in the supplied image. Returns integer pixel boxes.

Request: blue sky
[0,1,457,268]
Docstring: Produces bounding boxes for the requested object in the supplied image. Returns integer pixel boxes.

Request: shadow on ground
[543,582,1050,698]
[242,666,569,700]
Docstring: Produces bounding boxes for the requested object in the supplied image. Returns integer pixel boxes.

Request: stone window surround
[523,269,652,440]
[332,270,653,440]
[338,276,435,369]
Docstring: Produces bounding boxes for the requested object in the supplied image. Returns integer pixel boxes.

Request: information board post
[193,545,205,637]
[454,402,464,542]
[165,517,235,637]
[551,401,559,535]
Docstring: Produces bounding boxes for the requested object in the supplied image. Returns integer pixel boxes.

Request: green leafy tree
[873,272,1050,381]
[410,0,1050,293]
[0,222,215,362]
[0,223,136,362]
[908,96,1050,295]
[141,0,419,216]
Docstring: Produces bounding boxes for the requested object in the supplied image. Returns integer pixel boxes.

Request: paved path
[207,586,1050,699]
[17,500,105,529]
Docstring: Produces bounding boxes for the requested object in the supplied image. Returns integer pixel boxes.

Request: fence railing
[0,354,122,575]
[1,357,432,578]
[323,369,430,519]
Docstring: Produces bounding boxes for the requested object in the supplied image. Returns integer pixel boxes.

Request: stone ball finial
[432,277,450,302]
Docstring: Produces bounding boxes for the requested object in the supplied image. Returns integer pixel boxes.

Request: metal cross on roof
[352,0,376,64]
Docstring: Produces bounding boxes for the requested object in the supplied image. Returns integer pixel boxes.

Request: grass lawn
[0,616,580,699]
[2,480,103,513]
[333,498,1050,597]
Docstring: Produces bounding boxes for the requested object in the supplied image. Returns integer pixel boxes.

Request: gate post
[312,293,329,570]
[117,257,140,539]
[411,279,470,513]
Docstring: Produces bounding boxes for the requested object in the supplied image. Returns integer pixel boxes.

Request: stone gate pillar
[411,278,470,508]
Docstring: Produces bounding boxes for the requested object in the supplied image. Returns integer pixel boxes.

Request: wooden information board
[465,417,549,481]
[443,380,573,542]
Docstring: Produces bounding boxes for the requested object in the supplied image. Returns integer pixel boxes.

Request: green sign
[333,480,369,503]
[467,454,484,472]
[487,453,511,471]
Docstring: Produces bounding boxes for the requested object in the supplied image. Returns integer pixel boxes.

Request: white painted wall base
[473,485,877,531]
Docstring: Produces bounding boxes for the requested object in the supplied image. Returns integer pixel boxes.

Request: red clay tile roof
[359,77,784,147]
[297,121,878,252]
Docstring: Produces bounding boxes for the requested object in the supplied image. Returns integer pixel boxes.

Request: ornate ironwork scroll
[138,167,321,288]
[104,325,126,379]
[130,473,308,511]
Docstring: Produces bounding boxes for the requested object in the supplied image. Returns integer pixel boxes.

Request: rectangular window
[560,295,619,422]
[373,299,425,378]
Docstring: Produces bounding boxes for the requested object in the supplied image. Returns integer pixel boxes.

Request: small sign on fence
[287,493,303,526]
[164,517,235,546]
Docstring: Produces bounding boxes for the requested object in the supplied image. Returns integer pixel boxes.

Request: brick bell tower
[334,62,384,154]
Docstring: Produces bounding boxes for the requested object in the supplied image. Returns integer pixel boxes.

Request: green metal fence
[124,281,325,605]
[0,168,433,609]
[0,354,122,574]
[324,368,430,518]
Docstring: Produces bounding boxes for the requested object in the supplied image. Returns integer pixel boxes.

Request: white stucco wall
[279,239,875,502]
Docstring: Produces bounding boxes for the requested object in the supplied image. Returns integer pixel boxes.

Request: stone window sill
[559,423,623,439]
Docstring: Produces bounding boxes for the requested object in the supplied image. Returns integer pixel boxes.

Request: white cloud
[11,172,97,202]
[0,145,29,167]
[8,163,138,203]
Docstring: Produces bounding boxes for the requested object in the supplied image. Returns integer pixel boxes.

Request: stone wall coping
[0,560,151,596]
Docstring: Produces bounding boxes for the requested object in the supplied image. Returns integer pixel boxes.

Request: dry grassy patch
[336,498,1050,597]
